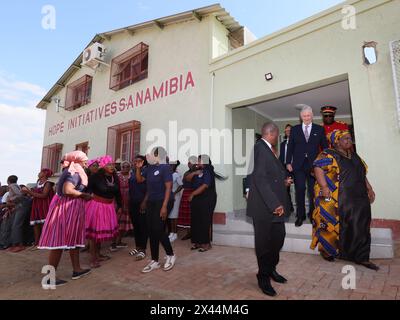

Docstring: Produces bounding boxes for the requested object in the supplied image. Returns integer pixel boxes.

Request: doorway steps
[213,210,394,259]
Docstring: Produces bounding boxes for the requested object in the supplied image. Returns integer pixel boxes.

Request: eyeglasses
[323,115,334,118]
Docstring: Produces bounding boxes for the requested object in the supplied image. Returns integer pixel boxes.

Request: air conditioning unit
[82,42,106,68]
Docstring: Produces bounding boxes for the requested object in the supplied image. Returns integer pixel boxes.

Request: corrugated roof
[36,3,242,109]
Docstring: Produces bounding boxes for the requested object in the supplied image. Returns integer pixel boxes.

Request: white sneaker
[169,233,177,243]
[163,255,176,271]
[142,260,160,273]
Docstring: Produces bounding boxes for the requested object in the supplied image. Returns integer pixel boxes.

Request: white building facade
[37,1,400,250]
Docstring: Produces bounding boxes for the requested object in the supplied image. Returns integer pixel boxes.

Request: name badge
[154,171,160,176]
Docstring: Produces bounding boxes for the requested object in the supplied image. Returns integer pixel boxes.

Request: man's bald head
[261,122,279,146]
[262,122,279,136]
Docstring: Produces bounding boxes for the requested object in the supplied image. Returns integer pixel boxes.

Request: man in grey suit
[247,122,292,297]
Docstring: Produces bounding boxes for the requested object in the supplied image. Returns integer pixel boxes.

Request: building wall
[210,0,400,220]
[211,16,229,59]
[232,108,270,210]
[43,16,222,165]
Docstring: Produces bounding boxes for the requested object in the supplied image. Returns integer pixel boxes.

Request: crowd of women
[0,147,218,286]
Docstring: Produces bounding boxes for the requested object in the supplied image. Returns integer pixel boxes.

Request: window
[363,41,378,65]
[110,42,149,91]
[120,132,131,161]
[41,143,63,174]
[106,121,141,162]
[75,141,89,155]
[65,75,93,111]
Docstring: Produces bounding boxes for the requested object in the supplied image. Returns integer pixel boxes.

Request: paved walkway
[0,233,399,300]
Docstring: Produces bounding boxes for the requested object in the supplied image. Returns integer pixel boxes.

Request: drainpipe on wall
[210,72,215,129]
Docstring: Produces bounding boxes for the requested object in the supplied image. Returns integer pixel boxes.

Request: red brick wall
[213,212,226,225]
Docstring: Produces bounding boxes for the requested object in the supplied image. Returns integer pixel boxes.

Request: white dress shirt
[262,138,273,152]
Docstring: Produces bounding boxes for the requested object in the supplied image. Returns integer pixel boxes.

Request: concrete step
[213,211,394,259]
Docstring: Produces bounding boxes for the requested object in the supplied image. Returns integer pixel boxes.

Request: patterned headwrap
[63,151,89,186]
[98,155,114,168]
[41,168,53,179]
[329,129,351,147]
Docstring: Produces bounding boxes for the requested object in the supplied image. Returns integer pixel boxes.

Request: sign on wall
[47,71,195,137]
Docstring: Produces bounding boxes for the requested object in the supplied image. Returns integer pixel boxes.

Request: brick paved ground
[0,233,399,300]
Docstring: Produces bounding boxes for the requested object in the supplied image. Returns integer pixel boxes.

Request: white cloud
[0,74,47,186]
[0,73,45,109]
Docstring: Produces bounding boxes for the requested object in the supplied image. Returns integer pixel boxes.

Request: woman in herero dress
[22,168,55,248]
[38,151,92,286]
[110,161,134,251]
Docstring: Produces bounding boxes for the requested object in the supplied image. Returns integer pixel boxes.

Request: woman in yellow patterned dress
[311,130,379,271]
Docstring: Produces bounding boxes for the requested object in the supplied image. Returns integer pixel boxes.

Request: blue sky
[0,0,343,184]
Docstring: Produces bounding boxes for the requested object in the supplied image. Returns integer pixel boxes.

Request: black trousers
[191,192,215,245]
[253,217,286,277]
[11,198,32,245]
[129,201,148,251]
[293,161,315,220]
[146,200,174,261]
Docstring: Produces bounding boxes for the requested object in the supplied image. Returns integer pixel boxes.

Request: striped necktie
[304,125,310,142]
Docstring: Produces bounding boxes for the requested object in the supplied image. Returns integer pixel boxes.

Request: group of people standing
[1,147,218,287]
[2,103,378,295]
[0,170,55,252]
[247,105,379,297]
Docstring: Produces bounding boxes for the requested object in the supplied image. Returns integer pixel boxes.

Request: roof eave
[36,3,242,110]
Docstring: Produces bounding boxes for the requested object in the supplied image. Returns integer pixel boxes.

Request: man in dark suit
[285,105,328,227]
[247,122,292,297]
[279,124,294,215]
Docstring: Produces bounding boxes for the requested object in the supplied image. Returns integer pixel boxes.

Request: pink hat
[98,155,114,168]
[87,158,99,167]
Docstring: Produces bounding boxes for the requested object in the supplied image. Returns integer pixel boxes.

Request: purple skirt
[85,199,119,243]
[38,195,86,250]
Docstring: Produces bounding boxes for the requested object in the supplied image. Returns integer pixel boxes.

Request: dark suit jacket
[246,140,290,223]
[285,124,328,171]
[279,139,289,165]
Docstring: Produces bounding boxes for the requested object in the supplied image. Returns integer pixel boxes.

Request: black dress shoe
[358,261,380,271]
[270,270,287,284]
[295,218,303,227]
[257,275,277,297]
[320,253,335,262]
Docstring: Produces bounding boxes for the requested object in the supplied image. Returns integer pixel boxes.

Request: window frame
[65,75,93,111]
[75,141,90,155]
[41,143,63,175]
[106,121,141,163]
[109,42,149,91]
